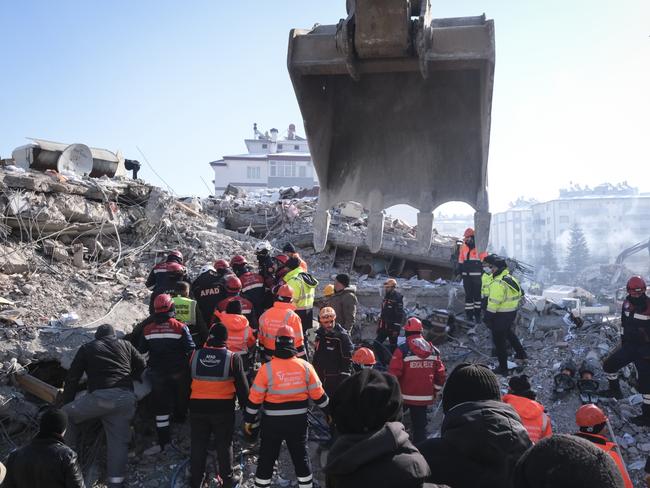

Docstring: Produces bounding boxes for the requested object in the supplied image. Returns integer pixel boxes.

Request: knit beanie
[95,323,116,339]
[509,375,537,400]
[39,407,68,437]
[207,323,228,347]
[513,434,624,488]
[226,300,242,314]
[335,274,350,288]
[331,369,402,434]
[283,242,297,253]
[442,363,501,413]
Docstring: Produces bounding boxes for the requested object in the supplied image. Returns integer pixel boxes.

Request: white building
[210,124,318,192]
[490,184,650,265]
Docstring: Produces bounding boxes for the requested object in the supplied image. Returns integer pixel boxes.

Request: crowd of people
[2,234,650,488]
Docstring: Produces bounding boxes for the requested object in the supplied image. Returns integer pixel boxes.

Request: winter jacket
[217,294,258,330]
[3,434,85,488]
[575,432,633,488]
[621,295,650,349]
[213,310,256,354]
[325,421,431,488]
[139,317,195,374]
[191,269,226,323]
[313,323,354,396]
[379,290,405,329]
[284,267,318,312]
[388,335,445,406]
[327,287,358,331]
[62,335,146,404]
[417,399,532,488]
[146,259,189,295]
[502,394,552,443]
[235,266,266,319]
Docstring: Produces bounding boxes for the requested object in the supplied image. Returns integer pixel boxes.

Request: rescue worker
[388,317,446,443]
[274,254,291,283]
[188,323,249,488]
[139,294,195,455]
[502,375,552,443]
[145,250,189,314]
[376,279,405,353]
[231,255,266,320]
[216,275,258,330]
[213,300,256,373]
[326,274,359,340]
[255,241,277,311]
[172,281,209,347]
[574,403,633,488]
[244,325,329,488]
[283,242,308,271]
[600,276,650,425]
[481,255,496,317]
[312,307,354,396]
[214,259,234,284]
[258,284,306,361]
[283,257,318,334]
[484,255,527,375]
[351,347,377,372]
[457,228,486,324]
[62,324,145,488]
[191,263,225,324]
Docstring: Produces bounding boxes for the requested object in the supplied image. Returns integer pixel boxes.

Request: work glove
[243,423,254,436]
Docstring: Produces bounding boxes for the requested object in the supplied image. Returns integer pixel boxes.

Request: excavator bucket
[287,0,495,253]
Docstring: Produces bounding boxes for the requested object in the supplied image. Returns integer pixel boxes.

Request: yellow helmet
[324,284,335,297]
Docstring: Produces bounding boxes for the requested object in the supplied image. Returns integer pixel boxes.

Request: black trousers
[491,317,526,370]
[603,344,650,393]
[255,414,312,488]
[462,275,482,322]
[406,404,428,444]
[190,410,235,488]
[376,325,400,353]
[150,369,190,446]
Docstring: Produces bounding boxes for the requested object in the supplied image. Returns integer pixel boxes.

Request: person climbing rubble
[312,307,354,396]
[216,275,258,330]
[145,250,189,314]
[188,323,249,488]
[573,403,632,488]
[4,408,85,488]
[502,375,552,443]
[600,276,650,426]
[457,228,487,327]
[376,279,405,353]
[325,273,359,341]
[244,325,329,488]
[213,299,256,374]
[230,254,266,319]
[191,263,225,324]
[139,294,195,455]
[388,317,446,444]
[483,254,527,376]
[61,324,145,488]
[283,256,318,334]
[172,281,209,347]
[257,284,306,362]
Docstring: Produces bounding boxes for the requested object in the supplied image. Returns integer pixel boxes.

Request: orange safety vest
[213,310,255,354]
[502,394,552,443]
[258,302,304,352]
[576,433,632,488]
[189,346,236,400]
[248,356,327,416]
[457,245,487,276]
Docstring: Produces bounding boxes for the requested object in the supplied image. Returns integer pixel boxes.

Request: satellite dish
[58,144,93,176]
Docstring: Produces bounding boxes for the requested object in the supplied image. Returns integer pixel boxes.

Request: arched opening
[433,201,475,238]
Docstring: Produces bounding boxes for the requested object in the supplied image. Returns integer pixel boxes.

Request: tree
[540,241,558,271]
[565,224,590,275]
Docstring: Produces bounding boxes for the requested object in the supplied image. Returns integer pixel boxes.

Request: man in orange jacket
[574,403,632,488]
[502,375,552,443]
[257,284,306,362]
[244,325,329,488]
[212,300,256,373]
[457,228,487,325]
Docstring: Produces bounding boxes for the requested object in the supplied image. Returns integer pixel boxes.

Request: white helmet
[200,264,215,275]
[255,241,272,253]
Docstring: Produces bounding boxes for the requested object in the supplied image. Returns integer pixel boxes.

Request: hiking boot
[492,366,510,376]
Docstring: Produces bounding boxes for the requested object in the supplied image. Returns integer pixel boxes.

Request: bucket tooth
[312,209,331,252]
[474,210,491,252]
[416,211,434,252]
[367,211,385,253]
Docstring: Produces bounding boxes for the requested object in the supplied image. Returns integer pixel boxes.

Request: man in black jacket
[313,307,354,397]
[376,279,405,352]
[417,363,532,488]
[4,408,85,488]
[62,324,146,488]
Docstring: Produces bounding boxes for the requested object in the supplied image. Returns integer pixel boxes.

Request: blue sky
[1,1,648,216]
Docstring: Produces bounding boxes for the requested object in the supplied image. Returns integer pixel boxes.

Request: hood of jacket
[406,335,436,359]
[214,310,248,331]
[325,421,430,481]
[336,286,357,295]
[502,394,545,421]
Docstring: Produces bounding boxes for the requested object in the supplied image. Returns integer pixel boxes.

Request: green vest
[481,272,493,298]
[284,267,317,311]
[486,270,522,313]
[173,296,197,325]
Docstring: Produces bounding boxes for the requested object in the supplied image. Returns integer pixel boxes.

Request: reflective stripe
[146,333,181,340]
[246,406,259,415]
[403,355,436,362]
[108,477,125,483]
[190,349,233,381]
[242,282,264,292]
[297,475,313,482]
[624,311,650,320]
[317,397,329,408]
[156,415,169,420]
[156,421,170,427]
[643,394,650,405]
[307,381,322,390]
[402,394,434,401]
[252,383,266,393]
[255,477,272,487]
[541,413,548,433]
[463,272,482,276]
[264,408,309,416]
[434,384,443,390]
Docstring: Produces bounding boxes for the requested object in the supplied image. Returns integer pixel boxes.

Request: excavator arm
[288,0,495,253]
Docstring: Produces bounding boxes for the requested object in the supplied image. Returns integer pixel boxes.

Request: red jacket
[388,335,445,406]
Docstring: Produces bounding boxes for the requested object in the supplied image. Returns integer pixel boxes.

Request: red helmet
[225,275,242,293]
[276,324,295,339]
[463,228,475,238]
[168,250,184,263]
[230,255,247,267]
[153,294,174,313]
[276,284,293,300]
[214,259,229,270]
[576,403,607,428]
[275,254,289,266]
[627,276,647,297]
[404,317,423,333]
[352,347,376,366]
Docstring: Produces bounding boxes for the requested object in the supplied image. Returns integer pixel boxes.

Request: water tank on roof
[58,144,94,175]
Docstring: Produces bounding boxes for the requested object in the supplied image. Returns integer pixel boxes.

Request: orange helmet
[463,228,475,238]
[154,294,174,313]
[627,276,647,297]
[384,278,397,288]
[576,404,607,431]
[276,284,293,301]
[404,317,423,333]
[225,275,242,293]
[352,347,376,366]
[324,284,335,297]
